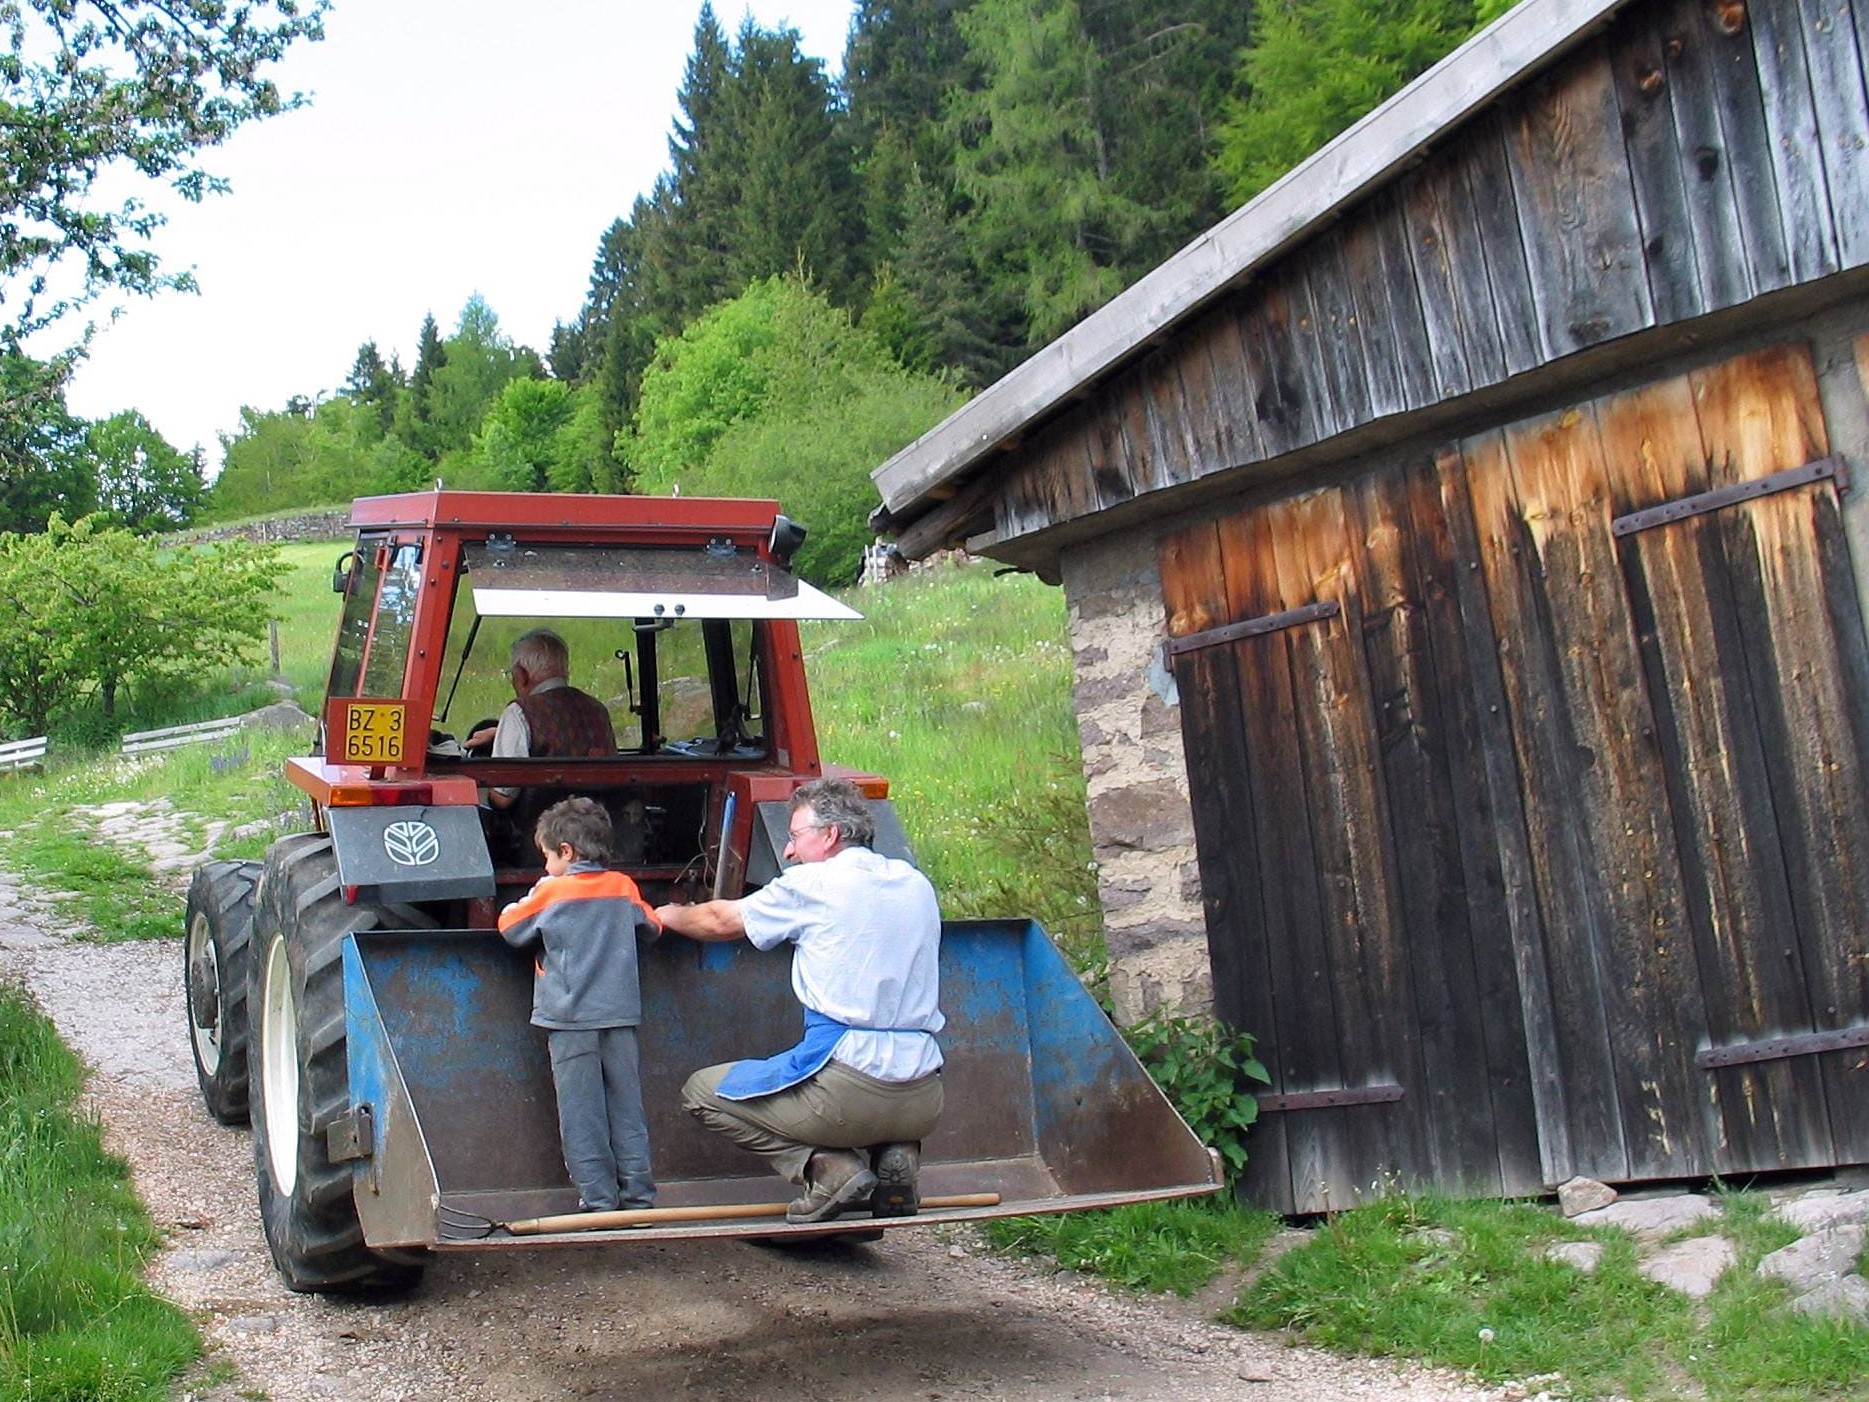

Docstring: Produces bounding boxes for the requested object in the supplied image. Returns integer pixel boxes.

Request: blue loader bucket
[340,918,1223,1248]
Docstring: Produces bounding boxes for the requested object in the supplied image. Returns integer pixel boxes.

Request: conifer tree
[950,0,1163,342]
[844,1,978,272]
[344,341,400,433]
[648,5,736,324]
[888,166,1008,384]
[719,22,860,303]
[405,314,448,459]
[945,0,1257,345]
[574,13,869,429]
[1215,0,1485,205]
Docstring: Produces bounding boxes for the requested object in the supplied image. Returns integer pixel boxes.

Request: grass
[0,726,309,942]
[0,985,198,1399]
[803,562,1104,965]
[1224,1190,1869,1401]
[986,1197,1281,1296]
[261,540,348,701]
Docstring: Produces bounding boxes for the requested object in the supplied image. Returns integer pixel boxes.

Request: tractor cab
[297,492,868,915]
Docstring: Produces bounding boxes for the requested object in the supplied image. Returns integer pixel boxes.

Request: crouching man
[654,778,943,1224]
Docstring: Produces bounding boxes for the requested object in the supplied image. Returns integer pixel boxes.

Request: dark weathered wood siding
[1163,345,1869,1212]
[950,0,1869,562]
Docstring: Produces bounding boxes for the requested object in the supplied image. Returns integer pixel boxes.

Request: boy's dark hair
[534,796,613,864]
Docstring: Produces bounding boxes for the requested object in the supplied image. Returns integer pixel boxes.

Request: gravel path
[0,866,1507,1402]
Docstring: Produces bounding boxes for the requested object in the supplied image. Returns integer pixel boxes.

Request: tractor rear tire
[184,860,260,1126]
[249,833,427,1293]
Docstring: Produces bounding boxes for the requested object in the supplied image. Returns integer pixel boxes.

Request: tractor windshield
[430,541,851,757]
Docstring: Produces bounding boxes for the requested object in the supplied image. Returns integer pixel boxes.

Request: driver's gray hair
[511,628,569,681]
[791,777,875,849]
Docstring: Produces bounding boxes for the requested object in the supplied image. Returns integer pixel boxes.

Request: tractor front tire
[184,860,260,1126]
[249,833,426,1293]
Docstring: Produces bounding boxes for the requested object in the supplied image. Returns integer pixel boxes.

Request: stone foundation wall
[1058,531,1211,1025]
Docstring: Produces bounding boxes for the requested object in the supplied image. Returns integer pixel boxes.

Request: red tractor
[183,491,1217,1292]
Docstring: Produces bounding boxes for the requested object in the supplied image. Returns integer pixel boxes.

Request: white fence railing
[120,716,244,756]
[0,736,47,772]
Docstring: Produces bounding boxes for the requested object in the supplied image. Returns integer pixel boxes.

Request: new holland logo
[383,819,441,867]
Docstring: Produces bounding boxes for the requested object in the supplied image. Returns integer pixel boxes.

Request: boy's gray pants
[546,1025,655,1211]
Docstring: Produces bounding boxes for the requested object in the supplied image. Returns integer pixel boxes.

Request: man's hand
[654,898,747,942]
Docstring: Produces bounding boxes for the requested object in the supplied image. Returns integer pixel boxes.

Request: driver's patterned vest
[517,687,615,757]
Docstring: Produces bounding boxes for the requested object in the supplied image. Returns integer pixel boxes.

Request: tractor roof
[349,491,786,538]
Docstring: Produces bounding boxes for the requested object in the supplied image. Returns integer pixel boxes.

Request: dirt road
[0,869,1505,1402]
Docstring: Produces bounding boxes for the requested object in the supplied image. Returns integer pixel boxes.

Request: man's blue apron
[716,1009,931,1101]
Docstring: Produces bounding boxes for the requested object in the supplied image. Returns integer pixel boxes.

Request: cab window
[326,534,387,699]
[360,544,422,698]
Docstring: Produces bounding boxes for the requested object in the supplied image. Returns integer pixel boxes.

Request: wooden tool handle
[506,1191,1002,1235]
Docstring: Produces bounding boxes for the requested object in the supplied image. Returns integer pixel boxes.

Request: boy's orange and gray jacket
[496,862,661,1030]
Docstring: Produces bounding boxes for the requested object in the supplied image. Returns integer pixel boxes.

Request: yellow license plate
[331,700,409,765]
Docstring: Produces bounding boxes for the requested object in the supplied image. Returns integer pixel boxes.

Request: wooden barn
[871,0,1869,1212]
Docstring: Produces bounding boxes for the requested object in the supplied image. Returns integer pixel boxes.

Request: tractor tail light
[324,783,434,807]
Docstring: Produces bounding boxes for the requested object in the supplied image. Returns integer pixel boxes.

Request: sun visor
[463,542,862,621]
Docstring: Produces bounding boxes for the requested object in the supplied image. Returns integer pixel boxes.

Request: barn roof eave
[869,0,1631,532]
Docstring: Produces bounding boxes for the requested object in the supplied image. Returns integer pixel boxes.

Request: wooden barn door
[1162,475,1545,1214]
[1450,343,1869,1181]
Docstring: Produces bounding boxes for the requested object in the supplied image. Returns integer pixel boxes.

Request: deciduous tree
[423,296,534,464]
[0,0,327,344]
[85,409,203,532]
[467,377,576,493]
[0,514,283,732]
[0,353,92,533]
[630,278,963,582]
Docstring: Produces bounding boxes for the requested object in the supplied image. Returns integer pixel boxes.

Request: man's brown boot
[870,1141,921,1218]
[787,1150,878,1224]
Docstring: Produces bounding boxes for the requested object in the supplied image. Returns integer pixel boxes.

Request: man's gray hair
[791,777,874,849]
[511,628,569,681]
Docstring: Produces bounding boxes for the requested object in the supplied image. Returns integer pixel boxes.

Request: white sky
[60,1,859,467]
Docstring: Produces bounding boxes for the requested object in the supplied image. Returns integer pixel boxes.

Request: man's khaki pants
[682,1059,942,1185]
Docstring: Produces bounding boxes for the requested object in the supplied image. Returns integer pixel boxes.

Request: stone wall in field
[1058,533,1208,1025]
[166,510,350,545]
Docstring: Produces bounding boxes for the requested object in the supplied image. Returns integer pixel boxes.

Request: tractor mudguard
[326,805,496,906]
[339,917,1220,1250]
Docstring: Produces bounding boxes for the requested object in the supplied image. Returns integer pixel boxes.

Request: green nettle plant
[1123,1010,1270,1183]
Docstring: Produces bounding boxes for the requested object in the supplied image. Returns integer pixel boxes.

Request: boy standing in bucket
[498,797,659,1212]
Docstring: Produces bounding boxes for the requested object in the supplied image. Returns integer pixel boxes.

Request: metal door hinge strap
[1611,456,1846,538]
[1695,1024,1869,1069]
[1168,599,1341,657]
[1257,1083,1404,1113]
